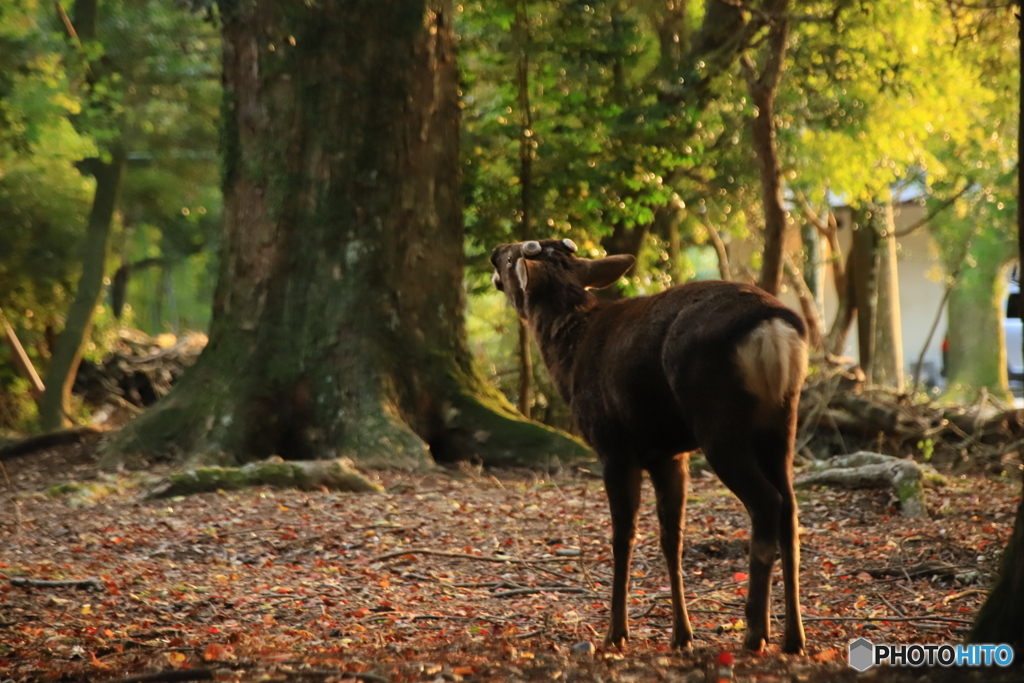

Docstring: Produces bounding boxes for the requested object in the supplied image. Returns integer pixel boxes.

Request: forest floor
[1,445,1022,683]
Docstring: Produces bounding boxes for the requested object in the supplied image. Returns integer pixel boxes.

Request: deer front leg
[602,460,642,648]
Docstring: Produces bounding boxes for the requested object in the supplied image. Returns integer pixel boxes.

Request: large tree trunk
[945,235,1013,402]
[103,0,589,470]
[38,156,125,429]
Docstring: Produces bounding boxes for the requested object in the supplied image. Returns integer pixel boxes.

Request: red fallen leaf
[208,627,221,634]
[734,572,747,582]
[453,666,476,675]
[815,648,840,662]
[89,652,111,669]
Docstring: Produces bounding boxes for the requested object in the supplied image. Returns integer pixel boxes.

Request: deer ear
[515,257,535,290]
[576,254,636,289]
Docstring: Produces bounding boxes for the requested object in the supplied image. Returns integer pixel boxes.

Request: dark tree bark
[971,0,1024,645]
[104,0,588,470]
[850,206,879,376]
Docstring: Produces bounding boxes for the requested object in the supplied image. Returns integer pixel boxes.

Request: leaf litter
[0,445,1020,683]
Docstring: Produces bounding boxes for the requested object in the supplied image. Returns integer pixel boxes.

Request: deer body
[492,239,806,654]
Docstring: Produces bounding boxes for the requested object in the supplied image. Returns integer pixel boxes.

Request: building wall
[741,201,949,388]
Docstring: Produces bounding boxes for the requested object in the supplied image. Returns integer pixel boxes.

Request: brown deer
[491,238,806,653]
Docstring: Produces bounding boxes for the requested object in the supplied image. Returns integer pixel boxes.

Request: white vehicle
[1007,279,1024,383]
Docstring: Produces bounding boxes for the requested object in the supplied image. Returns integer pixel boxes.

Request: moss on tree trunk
[945,234,1013,403]
[102,0,590,471]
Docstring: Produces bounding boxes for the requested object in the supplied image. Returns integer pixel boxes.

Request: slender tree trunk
[38,155,125,429]
[698,211,731,280]
[801,217,824,319]
[872,201,904,388]
[743,11,789,296]
[850,206,878,376]
[514,0,533,419]
[103,0,588,470]
[825,249,857,356]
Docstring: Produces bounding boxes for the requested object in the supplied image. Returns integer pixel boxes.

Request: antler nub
[523,240,542,256]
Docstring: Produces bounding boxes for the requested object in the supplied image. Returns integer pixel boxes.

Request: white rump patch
[735,319,807,407]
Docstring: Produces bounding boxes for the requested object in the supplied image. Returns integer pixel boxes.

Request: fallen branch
[10,577,104,591]
[146,457,382,498]
[0,427,102,462]
[796,451,945,519]
[106,670,214,683]
[854,561,961,581]
[493,586,595,598]
[370,548,575,564]
[686,607,972,625]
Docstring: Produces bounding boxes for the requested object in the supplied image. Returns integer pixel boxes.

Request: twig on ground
[370,548,574,564]
[515,628,545,639]
[493,586,595,598]
[942,588,987,605]
[879,593,906,617]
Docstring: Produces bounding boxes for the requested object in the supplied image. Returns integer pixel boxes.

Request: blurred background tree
[0,0,1018,436]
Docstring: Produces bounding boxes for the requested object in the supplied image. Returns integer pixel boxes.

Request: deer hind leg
[758,422,806,654]
[702,433,782,653]
[602,458,642,648]
[648,454,694,649]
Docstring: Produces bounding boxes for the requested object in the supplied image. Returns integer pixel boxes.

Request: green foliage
[0,0,95,331]
[459,0,728,274]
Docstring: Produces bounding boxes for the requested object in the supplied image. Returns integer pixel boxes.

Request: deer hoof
[783,634,805,655]
[670,634,693,650]
[742,632,767,653]
[604,630,629,649]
